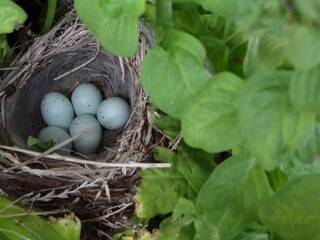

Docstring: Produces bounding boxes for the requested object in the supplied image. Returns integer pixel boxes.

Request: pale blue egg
[97,97,131,129]
[38,126,72,155]
[69,114,102,155]
[40,92,74,130]
[71,83,102,116]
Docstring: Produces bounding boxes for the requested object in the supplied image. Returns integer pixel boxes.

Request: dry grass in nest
[0,10,169,237]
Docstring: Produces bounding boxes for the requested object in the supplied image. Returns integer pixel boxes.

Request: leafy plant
[0,0,27,64]
[0,196,81,240]
[56,0,320,239]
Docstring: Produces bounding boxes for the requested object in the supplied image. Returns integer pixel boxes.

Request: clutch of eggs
[38,83,131,155]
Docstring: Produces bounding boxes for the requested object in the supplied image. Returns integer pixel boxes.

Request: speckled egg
[97,97,131,129]
[40,92,74,130]
[71,83,103,116]
[69,114,102,155]
[38,126,72,155]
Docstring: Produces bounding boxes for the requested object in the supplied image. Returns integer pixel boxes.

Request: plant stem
[156,0,172,27]
[41,0,57,34]
[155,0,172,40]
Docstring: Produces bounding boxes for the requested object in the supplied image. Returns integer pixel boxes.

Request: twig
[82,203,132,223]
[2,129,91,172]
[32,128,90,161]
[0,209,66,218]
[0,145,172,169]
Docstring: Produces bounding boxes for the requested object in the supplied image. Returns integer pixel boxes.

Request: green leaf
[141,30,211,119]
[112,229,136,240]
[198,0,236,17]
[195,155,272,240]
[155,199,196,240]
[98,0,145,18]
[176,144,214,193]
[27,136,54,152]
[297,120,320,163]
[0,197,81,240]
[234,0,285,35]
[193,216,220,240]
[294,0,320,23]
[244,33,285,76]
[283,153,320,181]
[134,147,189,220]
[237,223,269,240]
[172,8,205,36]
[0,0,27,34]
[289,65,320,112]
[285,25,320,70]
[259,173,320,240]
[74,0,141,57]
[182,72,244,153]
[0,34,8,63]
[152,110,181,140]
[239,71,314,170]
[199,14,225,37]
[266,168,288,191]
[201,37,229,72]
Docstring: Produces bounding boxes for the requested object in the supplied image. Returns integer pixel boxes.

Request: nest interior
[0,11,163,236]
[7,45,134,150]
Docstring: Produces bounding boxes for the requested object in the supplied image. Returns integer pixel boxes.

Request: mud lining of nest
[0,11,165,235]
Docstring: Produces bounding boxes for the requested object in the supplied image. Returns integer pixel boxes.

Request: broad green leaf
[0,0,27,34]
[172,8,205,36]
[172,0,236,17]
[141,30,211,119]
[237,223,269,240]
[235,0,285,35]
[244,33,285,76]
[259,173,320,240]
[239,71,313,170]
[182,72,244,153]
[294,0,320,23]
[266,168,288,191]
[151,110,181,140]
[285,25,320,70]
[134,147,189,220]
[283,153,320,181]
[289,65,320,112]
[98,0,145,18]
[176,224,196,240]
[195,155,273,240]
[75,0,141,57]
[0,197,81,240]
[297,120,320,163]
[201,37,229,72]
[198,0,236,17]
[193,216,220,240]
[176,144,214,193]
[155,199,196,240]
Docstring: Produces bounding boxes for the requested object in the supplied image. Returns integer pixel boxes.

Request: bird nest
[0,11,167,237]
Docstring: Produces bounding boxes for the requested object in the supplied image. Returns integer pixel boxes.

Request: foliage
[0,196,81,240]
[27,136,54,152]
[74,0,320,239]
[0,0,27,34]
[0,0,318,239]
[0,0,27,64]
